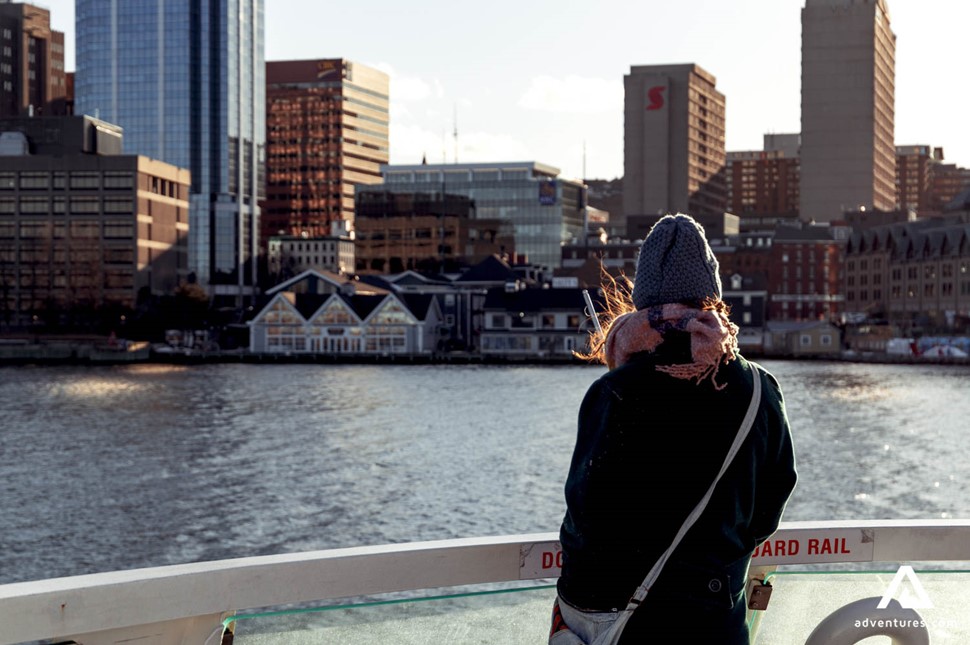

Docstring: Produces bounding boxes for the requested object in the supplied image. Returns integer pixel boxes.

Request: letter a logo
[646,86,666,111]
[877,565,933,609]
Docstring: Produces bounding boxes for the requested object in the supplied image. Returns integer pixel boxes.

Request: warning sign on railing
[751,528,874,565]
[518,528,875,578]
[519,541,562,579]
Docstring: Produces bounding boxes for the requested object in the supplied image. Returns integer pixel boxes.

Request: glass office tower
[372,162,586,269]
[75,0,265,301]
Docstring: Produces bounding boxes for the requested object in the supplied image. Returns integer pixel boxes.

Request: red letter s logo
[646,86,666,111]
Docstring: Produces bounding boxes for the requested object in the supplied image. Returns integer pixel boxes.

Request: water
[1,360,969,585]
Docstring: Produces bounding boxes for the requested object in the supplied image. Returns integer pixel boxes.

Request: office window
[70,172,100,189]
[19,173,49,190]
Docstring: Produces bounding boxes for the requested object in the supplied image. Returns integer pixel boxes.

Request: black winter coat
[557,343,796,644]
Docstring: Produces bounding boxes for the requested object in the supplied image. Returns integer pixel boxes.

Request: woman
[551,214,797,644]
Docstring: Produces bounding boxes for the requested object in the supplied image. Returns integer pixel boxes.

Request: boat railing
[3,519,970,644]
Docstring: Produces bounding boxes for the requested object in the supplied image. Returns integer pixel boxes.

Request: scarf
[604,304,739,388]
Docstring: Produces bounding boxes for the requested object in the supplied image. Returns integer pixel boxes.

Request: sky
[38,0,970,181]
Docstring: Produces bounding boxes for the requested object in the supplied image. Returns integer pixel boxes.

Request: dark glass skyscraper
[75,0,265,301]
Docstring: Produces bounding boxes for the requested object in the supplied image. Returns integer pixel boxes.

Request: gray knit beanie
[631,213,721,310]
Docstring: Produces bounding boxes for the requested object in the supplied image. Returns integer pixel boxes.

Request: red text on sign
[542,551,564,569]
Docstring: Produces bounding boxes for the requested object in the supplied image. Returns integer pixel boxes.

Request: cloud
[393,76,437,102]
[458,131,531,163]
[518,75,623,114]
[372,61,443,103]
[389,125,532,166]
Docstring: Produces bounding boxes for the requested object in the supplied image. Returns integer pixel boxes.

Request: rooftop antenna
[453,104,458,164]
[582,140,587,182]
[442,128,447,163]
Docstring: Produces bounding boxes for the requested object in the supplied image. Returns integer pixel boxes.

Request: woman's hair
[575,267,731,365]
[574,271,635,364]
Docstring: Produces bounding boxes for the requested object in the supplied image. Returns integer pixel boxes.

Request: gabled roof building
[249,268,442,355]
[480,286,598,358]
[844,212,970,330]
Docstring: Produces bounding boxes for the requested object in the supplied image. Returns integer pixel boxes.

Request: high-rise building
[726,143,800,220]
[74,0,265,304]
[726,134,800,219]
[0,2,67,118]
[800,0,896,222]
[264,59,389,243]
[623,63,726,227]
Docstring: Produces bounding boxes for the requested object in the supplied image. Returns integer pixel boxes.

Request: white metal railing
[3,520,970,645]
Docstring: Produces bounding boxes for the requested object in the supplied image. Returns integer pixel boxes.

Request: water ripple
[2,360,969,583]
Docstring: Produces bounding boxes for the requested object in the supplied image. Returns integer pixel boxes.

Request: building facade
[930,162,970,213]
[844,213,970,330]
[559,236,640,287]
[0,2,67,118]
[264,59,388,243]
[623,63,726,226]
[763,321,842,357]
[353,190,514,274]
[0,116,190,327]
[800,0,896,222]
[249,269,441,355]
[895,145,938,216]
[767,224,846,321]
[377,162,586,269]
[726,135,800,219]
[480,286,595,358]
[266,234,355,280]
[74,0,265,302]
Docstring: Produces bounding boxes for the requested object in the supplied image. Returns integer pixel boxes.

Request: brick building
[895,145,938,216]
[0,2,67,118]
[726,150,799,218]
[767,225,846,321]
[844,211,970,330]
[353,190,514,274]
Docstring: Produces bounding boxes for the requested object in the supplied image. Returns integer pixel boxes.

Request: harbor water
[2,359,970,585]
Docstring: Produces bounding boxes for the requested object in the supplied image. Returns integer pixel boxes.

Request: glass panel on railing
[751,570,970,644]
[229,585,558,644]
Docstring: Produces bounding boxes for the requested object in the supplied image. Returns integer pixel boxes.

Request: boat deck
[228,572,970,644]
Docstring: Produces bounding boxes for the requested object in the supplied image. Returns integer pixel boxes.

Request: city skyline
[37,0,970,182]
